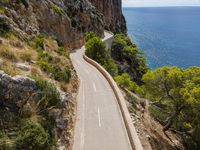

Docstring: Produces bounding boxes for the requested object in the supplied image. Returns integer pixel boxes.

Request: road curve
[70,32,132,150]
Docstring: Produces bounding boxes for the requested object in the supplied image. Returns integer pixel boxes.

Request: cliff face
[88,0,127,33]
[0,0,104,48]
[0,0,126,49]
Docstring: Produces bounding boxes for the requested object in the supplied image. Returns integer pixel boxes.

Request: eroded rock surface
[0,0,104,48]
[0,71,37,112]
[89,0,127,33]
[0,71,75,149]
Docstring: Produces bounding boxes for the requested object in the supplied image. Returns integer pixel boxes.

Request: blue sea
[123,7,200,69]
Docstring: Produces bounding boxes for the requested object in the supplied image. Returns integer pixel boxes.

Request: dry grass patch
[18,47,37,62]
[0,60,21,76]
[0,48,17,62]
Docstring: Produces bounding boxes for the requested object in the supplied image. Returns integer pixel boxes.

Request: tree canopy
[143,66,200,149]
[111,34,147,84]
[85,32,118,76]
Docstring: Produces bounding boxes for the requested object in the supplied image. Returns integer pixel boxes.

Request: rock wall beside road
[0,0,104,49]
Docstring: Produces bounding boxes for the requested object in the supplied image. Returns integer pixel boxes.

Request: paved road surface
[70,32,132,150]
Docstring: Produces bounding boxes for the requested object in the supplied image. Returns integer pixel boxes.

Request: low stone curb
[83,54,144,150]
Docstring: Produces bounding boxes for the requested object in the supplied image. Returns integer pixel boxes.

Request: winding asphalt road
[70,32,132,150]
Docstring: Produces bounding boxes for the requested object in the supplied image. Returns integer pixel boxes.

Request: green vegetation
[0,132,14,150]
[126,93,137,114]
[111,34,148,84]
[0,6,5,14]
[85,32,146,93]
[0,77,59,150]
[115,73,137,91]
[31,35,71,82]
[34,77,60,108]
[15,120,50,150]
[142,66,200,149]
[84,32,97,42]
[85,32,118,76]
[51,3,64,15]
[57,46,69,57]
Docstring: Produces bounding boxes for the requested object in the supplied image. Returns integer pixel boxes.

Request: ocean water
[123,7,200,69]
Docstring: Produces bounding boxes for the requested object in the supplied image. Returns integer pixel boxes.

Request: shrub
[52,67,71,82]
[103,59,118,76]
[85,33,118,76]
[84,32,98,42]
[85,37,107,61]
[114,73,138,92]
[31,36,71,82]
[16,120,50,150]
[37,60,52,72]
[0,132,14,150]
[111,34,148,83]
[31,35,45,50]
[34,78,60,108]
[57,46,69,57]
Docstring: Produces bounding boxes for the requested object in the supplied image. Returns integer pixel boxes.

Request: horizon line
[122,5,200,8]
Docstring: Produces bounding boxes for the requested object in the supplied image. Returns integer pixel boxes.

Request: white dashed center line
[93,82,97,92]
[98,107,102,127]
[80,85,85,150]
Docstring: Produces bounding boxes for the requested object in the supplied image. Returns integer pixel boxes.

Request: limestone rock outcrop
[0,71,75,149]
[88,0,127,33]
[0,0,104,48]
[0,71,37,112]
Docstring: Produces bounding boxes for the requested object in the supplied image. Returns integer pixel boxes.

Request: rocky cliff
[89,0,127,33]
[0,0,104,48]
[0,0,126,49]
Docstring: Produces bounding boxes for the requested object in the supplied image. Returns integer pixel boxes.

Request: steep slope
[0,32,78,149]
[89,0,127,33]
[0,0,104,48]
[0,0,128,149]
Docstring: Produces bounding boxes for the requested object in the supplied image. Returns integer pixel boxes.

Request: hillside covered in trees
[85,32,200,150]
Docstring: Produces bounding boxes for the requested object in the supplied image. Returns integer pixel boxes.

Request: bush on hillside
[31,35,71,82]
[85,32,118,76]
[84,32,98,42]
[115,73,137,91]
[16,120,50,150]
[0,132,14,150]
[111,33,148,83]
[35,78,60,108]
[143,66,200,149]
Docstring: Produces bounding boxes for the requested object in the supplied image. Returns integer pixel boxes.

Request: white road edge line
[93,82,97,92]
[98,107,102,127]
[80,85,85,150]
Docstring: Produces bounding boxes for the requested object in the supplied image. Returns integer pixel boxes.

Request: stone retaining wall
[83,55,143,150]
